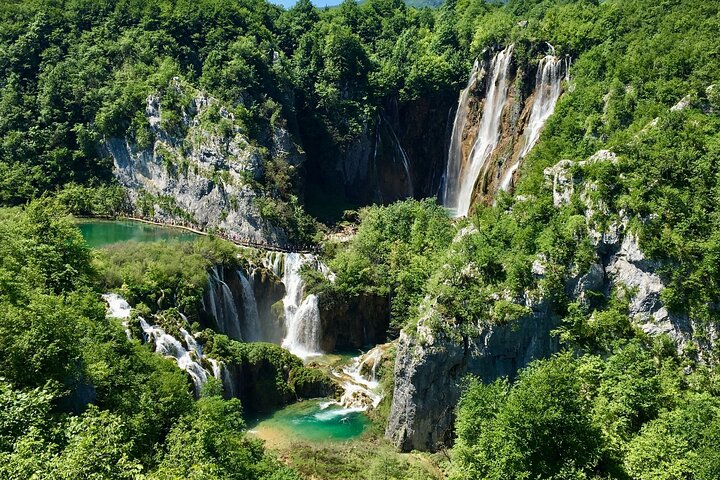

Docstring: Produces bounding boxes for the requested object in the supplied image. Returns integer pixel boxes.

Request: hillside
[1,0,719,478]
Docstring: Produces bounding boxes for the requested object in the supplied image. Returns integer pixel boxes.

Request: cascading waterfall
[499,53,567,192]
[443,59,481,207]
[446,45,514,217]
[204,266,243,341]
[237,271,262,342]
[103,293,223,396]
[280,253,323,359]
[103,293,132,339]
[140,318,211,395]
[329,346,385,410]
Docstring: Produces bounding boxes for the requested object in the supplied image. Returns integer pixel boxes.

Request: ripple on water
[247,400,370,447]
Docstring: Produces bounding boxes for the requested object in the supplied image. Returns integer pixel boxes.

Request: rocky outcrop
[289,366,340,399]
[386,297,558,452]
[546,152,706,352]
[221,343,300,414]
[249,266,286,345]
[105,80,304,246]
[318,292,390,352]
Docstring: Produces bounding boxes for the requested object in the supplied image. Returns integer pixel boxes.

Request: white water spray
[447,45,514,217]
[330,346,386,410]
[279,253,323,359]
[237,271,262,342]
[140,318,210,394]
[443,59,482,207]
[500,54,566,191]
[103,293,132,339]
[205,267,242,340]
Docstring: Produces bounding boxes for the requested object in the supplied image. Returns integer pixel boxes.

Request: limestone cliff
[105,80,304,246]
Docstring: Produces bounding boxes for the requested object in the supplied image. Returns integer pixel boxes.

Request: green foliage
[328,199,453,332]
[55,183,129,217]
[96,236,241,319]
[452,354,606,480]
[453,337,720,479]
[151,396,300,480]
[208,337,304,412]
[0,200,299,478]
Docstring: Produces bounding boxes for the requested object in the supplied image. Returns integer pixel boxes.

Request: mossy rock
[289,366,340,399]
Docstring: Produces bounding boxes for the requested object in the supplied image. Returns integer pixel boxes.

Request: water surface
[77,219,198,248]
[247,400,370,447]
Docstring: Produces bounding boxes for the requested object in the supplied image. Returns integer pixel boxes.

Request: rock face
[546,153,705,352]
[386,298,558,452]
[318,293,390,352]
[105,80,303,246]
[302,94,456,213]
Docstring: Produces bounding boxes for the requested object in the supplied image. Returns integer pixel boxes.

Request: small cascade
[237,271,262,342]
[280,253,323,359]
[499,53,566,192]
[263,251,285,278]
[140,318,210,395]
[204,267,242,341]
[443,59,482,207]
[105,293,226,397]
[102,293,132,339]
[447,45,515,217]
[382,116,414,198]
[330,347,385,410]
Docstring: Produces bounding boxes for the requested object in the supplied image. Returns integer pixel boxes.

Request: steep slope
[105,81,304,246]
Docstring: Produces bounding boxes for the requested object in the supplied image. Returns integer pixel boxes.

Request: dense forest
[1,0,720,478]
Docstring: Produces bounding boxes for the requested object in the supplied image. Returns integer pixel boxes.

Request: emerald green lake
[248,401,370,446]
[77,219,199,248]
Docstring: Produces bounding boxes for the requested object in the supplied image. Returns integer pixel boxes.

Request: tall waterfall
[499,54,566,191]
[446,45,514,217]
[237,271,262,342]
[443,59,481,208]
[383,116,414,198]
[280,253,323,359]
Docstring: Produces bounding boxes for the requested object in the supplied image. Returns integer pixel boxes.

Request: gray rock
[105,83,301,247]
[386,298,558,452]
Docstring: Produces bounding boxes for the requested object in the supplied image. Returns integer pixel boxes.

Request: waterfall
[105,292,230,398]
[237,271,262,342]
[205,267,242,341]
[329,346,385,410]
[500,54,566,192]
[140,317,211,395]
[443,59,482,208]
[383,116,414,197]
[103,293,132,339]
[280,253,323,359]
[450,45,514,217]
